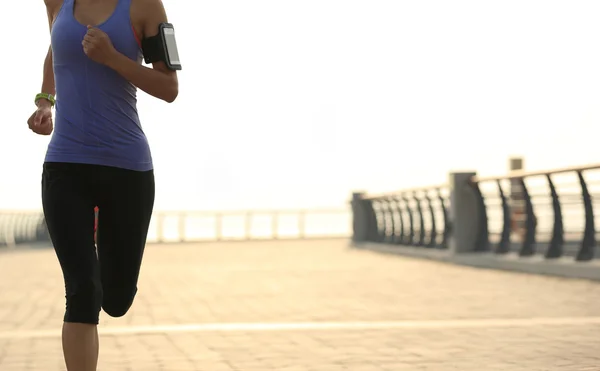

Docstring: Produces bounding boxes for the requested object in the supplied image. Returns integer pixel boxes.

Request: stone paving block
[1,240,600,370]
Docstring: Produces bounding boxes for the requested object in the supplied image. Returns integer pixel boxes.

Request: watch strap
[35,93,56,107]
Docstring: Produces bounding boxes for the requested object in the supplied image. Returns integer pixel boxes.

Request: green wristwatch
[35,93,56,107]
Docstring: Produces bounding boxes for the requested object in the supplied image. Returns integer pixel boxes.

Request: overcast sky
[2,0,600,211]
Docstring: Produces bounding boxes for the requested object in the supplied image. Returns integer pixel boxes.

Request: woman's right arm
[39,46,55,108]
[38,0,62,108]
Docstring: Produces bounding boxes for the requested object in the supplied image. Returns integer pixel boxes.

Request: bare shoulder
[130,0,168,38]
[44,0,63,30]
[44,0,62,12]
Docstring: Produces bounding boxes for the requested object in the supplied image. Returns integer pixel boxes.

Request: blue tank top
[46,0,153,171]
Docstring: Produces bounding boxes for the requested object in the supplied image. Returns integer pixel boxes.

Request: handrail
[150,208,350,242]
[472,163,600,183]
[155,208,344,215]
[363,184,448,200]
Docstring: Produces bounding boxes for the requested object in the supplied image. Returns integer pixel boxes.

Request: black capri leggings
[41,162,155,324]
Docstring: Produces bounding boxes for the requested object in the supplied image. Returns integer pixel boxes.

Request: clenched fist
[82,25,117,65]
[27,104,53,136]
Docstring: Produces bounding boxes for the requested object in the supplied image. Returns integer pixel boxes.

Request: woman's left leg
[95,166,155,317]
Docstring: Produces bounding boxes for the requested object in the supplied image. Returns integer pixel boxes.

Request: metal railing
[471,163,600,261]
[0,208,351,247]
[147,209,350,243]
[352,186,451,248]
[0,210,48,247]
[354,162,600,262]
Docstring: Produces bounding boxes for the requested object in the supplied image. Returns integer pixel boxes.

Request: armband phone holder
[141,23,182,71]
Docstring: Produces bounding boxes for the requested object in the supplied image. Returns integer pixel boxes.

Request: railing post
[156,213,164,243]
[365,199,378,242]
[272,212,279,240]
[413,193,425,246]
[215,213,222,241]
[509,158,526,241]
[6,214,16,247]
[0,214,6,247]
[471,180,490,252]
[576,171,596,261]
[373,200,383,242]
[496,180,511,254]
[371,198,387,243]
[298,210,306,239]
[351,192,368,243]
[36,215,50,242]
[448,172,479,253]
[545,174,564,259]
[372,200,385,242]
[393,196,405,245]
[14,214,25,244]
[438,189,450,249]
[402,194,414,245]
[178,213,186,243]
[386,197,397,244]
[519,178,536,257]
[425,191,437,248]
[245,212,252,240]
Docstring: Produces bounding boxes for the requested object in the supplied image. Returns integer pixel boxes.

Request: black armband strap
[141,34,163,64]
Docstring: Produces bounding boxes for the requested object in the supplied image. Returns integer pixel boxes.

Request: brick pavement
[1,239,600,370]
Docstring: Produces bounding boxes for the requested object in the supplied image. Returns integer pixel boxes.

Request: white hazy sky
[2,0,600,211]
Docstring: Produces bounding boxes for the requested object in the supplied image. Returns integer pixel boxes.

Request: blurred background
[3,1,600,370]
[3,1,600,217]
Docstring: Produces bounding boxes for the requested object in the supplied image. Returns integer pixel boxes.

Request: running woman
[27,0,179,370]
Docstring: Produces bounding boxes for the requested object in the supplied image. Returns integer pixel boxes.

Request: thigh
[41,163,99,290]
[96,168,155,294]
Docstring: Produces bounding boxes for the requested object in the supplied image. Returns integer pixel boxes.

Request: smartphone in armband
[142,22,182,71]
[160,23,182,71]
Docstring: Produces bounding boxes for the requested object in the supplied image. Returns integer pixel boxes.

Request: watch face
[36,94,55,106]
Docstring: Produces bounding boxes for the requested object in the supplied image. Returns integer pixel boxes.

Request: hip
[45,135,153,172]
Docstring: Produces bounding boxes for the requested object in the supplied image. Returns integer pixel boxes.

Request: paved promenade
[1,239,600,370]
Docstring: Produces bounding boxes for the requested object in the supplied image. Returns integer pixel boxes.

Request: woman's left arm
[104,0,179,103]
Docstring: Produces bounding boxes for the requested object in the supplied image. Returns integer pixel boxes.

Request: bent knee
[102,287,137,318]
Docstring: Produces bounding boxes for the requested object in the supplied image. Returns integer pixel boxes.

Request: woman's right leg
[41,162,102,371]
